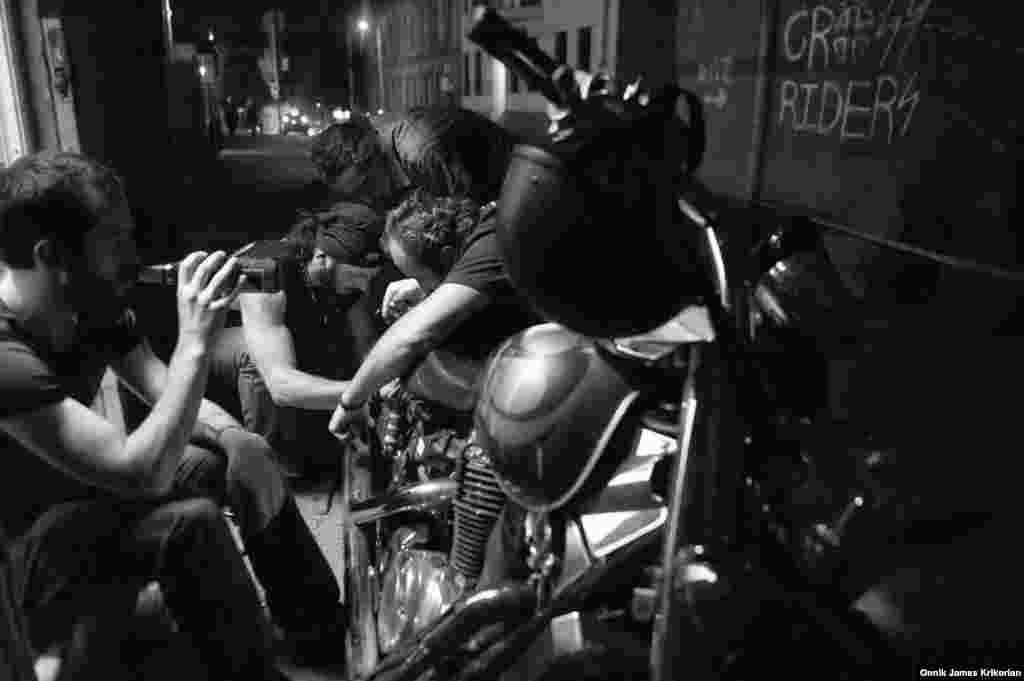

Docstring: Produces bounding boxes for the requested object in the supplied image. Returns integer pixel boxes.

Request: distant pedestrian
[246,100,261,136]
[223,97,239,137]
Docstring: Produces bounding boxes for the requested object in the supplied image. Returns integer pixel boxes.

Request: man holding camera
[0,151,344,677]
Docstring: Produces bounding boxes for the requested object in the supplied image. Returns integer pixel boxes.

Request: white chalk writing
[777,72,918,143]
[698,55,735,110]
[698,55,734,86]
[777,0,928,144]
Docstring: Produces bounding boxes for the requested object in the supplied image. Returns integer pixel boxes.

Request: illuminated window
[0,0,29,165]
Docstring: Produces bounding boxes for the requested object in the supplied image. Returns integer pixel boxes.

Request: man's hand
[328,402,370,442]
[176,251,244,350]
[380,278,426,322]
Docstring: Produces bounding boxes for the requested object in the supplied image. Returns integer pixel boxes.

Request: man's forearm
[263,367,350,411]
[124,342,211,493]
[342,323,434,407]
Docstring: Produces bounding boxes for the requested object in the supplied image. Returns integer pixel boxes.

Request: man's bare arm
[0,340,210,498]
[113,339,243,444]
[340,283,489,407]
[238,290,350,411]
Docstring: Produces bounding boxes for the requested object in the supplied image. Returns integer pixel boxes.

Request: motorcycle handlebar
[466,5,579,110]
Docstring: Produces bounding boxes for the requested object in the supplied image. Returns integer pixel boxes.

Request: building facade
[372,0,462,113]
[458,0,619,140]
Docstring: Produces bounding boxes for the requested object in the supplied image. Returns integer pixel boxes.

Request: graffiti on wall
[776,0,931,144]
[698,54,734,109]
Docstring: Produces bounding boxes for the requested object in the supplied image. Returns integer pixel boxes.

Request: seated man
[208,202,401,478]
[0,152,342,678]
[329,190,541,435]
[309,106,520,214]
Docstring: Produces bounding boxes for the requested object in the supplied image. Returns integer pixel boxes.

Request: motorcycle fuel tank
[474,323,640,512]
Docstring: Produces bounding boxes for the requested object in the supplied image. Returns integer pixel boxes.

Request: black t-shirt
[379,107,520,208]
[0,302,143,537]
[441,214,542,361]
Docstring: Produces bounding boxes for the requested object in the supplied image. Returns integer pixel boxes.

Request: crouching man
[0,152,343,678]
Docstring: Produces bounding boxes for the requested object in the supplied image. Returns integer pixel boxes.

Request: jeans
[8,497,275,681]
[175,441,341,631]
[208,326,285,454]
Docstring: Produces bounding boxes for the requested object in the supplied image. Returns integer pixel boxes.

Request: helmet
[474,323,643,512]
[494,85,709,338]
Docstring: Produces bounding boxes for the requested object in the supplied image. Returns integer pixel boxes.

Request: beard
[65,266,134,342]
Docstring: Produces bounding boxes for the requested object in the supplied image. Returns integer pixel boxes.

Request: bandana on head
[313,202,384,266]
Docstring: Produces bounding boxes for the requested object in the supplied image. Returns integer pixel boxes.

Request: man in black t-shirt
[328,190,539,434]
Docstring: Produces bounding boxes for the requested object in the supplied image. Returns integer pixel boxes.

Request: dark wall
[674,0,1023,508]
[41,0,199,261]
[616,0,678,86]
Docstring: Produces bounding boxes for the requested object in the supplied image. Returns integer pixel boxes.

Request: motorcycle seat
[403,348,485,414]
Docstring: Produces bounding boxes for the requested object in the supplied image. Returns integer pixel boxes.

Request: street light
[354,18,385,114]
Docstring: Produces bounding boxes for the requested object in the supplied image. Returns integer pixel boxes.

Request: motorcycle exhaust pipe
[368,583,537,681]
[349,479,459,526]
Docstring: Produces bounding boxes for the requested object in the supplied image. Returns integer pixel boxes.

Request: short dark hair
[0,151,126,268]
[384,190,481,276]
[310,116,381,180]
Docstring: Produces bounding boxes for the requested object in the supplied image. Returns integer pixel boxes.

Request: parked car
[281,104,324,137]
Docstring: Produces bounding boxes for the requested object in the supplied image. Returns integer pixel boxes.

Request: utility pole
[375,22,385,112]
[270,10,281,128]
[347,25,355,110]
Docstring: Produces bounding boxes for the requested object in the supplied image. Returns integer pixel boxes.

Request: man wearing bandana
[208,201,399,479]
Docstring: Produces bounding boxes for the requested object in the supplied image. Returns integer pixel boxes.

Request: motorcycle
[341,7,926,681]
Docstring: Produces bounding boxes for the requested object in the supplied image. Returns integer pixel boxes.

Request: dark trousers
[8,497,274,681]
[9,438,341,680]
[2,526,36,681]
[175,441,341,630]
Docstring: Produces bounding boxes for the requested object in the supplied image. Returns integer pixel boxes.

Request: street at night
[179,133,322,254]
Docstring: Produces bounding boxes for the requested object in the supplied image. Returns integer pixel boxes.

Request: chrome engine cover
[376,547,466,654]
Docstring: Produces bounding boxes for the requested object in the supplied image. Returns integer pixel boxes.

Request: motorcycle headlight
[474,323,640,512]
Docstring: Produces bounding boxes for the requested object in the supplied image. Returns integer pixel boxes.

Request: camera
[137,242,287,293]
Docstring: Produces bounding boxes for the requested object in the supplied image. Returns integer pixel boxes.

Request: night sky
[170,0,362,47]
